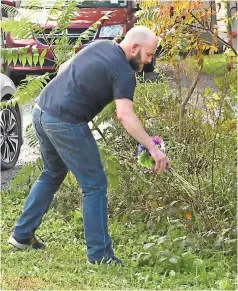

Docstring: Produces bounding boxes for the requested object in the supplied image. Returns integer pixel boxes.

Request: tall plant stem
[211,101,223,199]
[91,120,106,141]
[178,67,202,141]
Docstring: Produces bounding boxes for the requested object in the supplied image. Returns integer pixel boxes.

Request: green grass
[201,54,230,75]
[1,170,237,290]
[189,54,233,76]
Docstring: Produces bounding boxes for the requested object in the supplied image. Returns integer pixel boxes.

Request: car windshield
[20,0,128,9]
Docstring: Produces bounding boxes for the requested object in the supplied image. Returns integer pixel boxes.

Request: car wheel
[0,106,21,171]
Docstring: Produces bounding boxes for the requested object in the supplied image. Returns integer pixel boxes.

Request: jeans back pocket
[45,127,80,153]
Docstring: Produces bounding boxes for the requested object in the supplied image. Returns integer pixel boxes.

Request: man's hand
[149,148,170,174]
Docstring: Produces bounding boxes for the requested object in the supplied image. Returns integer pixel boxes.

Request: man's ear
[131,43,139,55]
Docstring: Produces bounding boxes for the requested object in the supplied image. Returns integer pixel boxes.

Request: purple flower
[138,145,146,155]
[138,144,151,156]
[153,136,162,145]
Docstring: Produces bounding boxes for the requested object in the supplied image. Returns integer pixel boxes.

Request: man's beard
[129,50,143,72]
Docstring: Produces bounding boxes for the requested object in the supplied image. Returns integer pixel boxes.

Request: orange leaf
[186,211,192,220]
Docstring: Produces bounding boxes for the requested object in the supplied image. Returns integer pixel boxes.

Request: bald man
[9,26,169,265]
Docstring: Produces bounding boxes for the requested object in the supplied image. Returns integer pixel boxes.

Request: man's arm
[115,98,169,173]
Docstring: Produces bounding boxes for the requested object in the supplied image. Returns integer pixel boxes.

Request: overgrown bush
[97,71,237,240]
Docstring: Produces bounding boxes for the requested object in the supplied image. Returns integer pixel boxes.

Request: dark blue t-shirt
[36,40,136,123]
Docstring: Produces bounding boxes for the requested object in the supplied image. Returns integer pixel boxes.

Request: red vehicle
[1,0,20,7]
[2,0,157,84]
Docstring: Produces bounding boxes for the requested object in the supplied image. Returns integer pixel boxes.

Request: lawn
[1,165,237,290]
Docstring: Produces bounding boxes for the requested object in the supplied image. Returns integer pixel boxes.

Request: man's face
[129,42,157,72]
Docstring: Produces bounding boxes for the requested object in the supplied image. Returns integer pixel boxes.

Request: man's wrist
[147,143,157,154]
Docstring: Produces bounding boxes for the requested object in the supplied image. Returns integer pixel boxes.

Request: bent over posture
[9,26,169,265]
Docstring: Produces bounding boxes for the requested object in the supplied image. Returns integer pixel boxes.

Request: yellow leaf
[207,101,216,108]
[212,93,220,100]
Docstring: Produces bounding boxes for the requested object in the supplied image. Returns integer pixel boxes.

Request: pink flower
[153,136,163,145]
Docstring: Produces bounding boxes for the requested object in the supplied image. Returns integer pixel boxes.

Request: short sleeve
[112,73,136,101]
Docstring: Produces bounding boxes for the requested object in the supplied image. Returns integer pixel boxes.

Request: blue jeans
[13,105,114,261]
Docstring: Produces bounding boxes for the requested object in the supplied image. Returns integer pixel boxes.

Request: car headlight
[99,25,124,38]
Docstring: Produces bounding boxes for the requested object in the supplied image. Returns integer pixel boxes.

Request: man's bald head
[124,26,158,46]
[120,26,158,72]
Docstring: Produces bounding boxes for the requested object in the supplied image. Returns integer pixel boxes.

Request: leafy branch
[190,12,237,56]
[0,74,50,109]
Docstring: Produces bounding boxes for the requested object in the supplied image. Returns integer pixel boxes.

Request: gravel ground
[0,70,217,190]
[144,65,217,90]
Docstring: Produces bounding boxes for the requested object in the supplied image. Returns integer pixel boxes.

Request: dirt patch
[1,275,46,290]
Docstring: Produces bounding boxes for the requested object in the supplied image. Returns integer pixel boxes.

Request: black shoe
[88,256,123,266]
[8,234,45,250]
